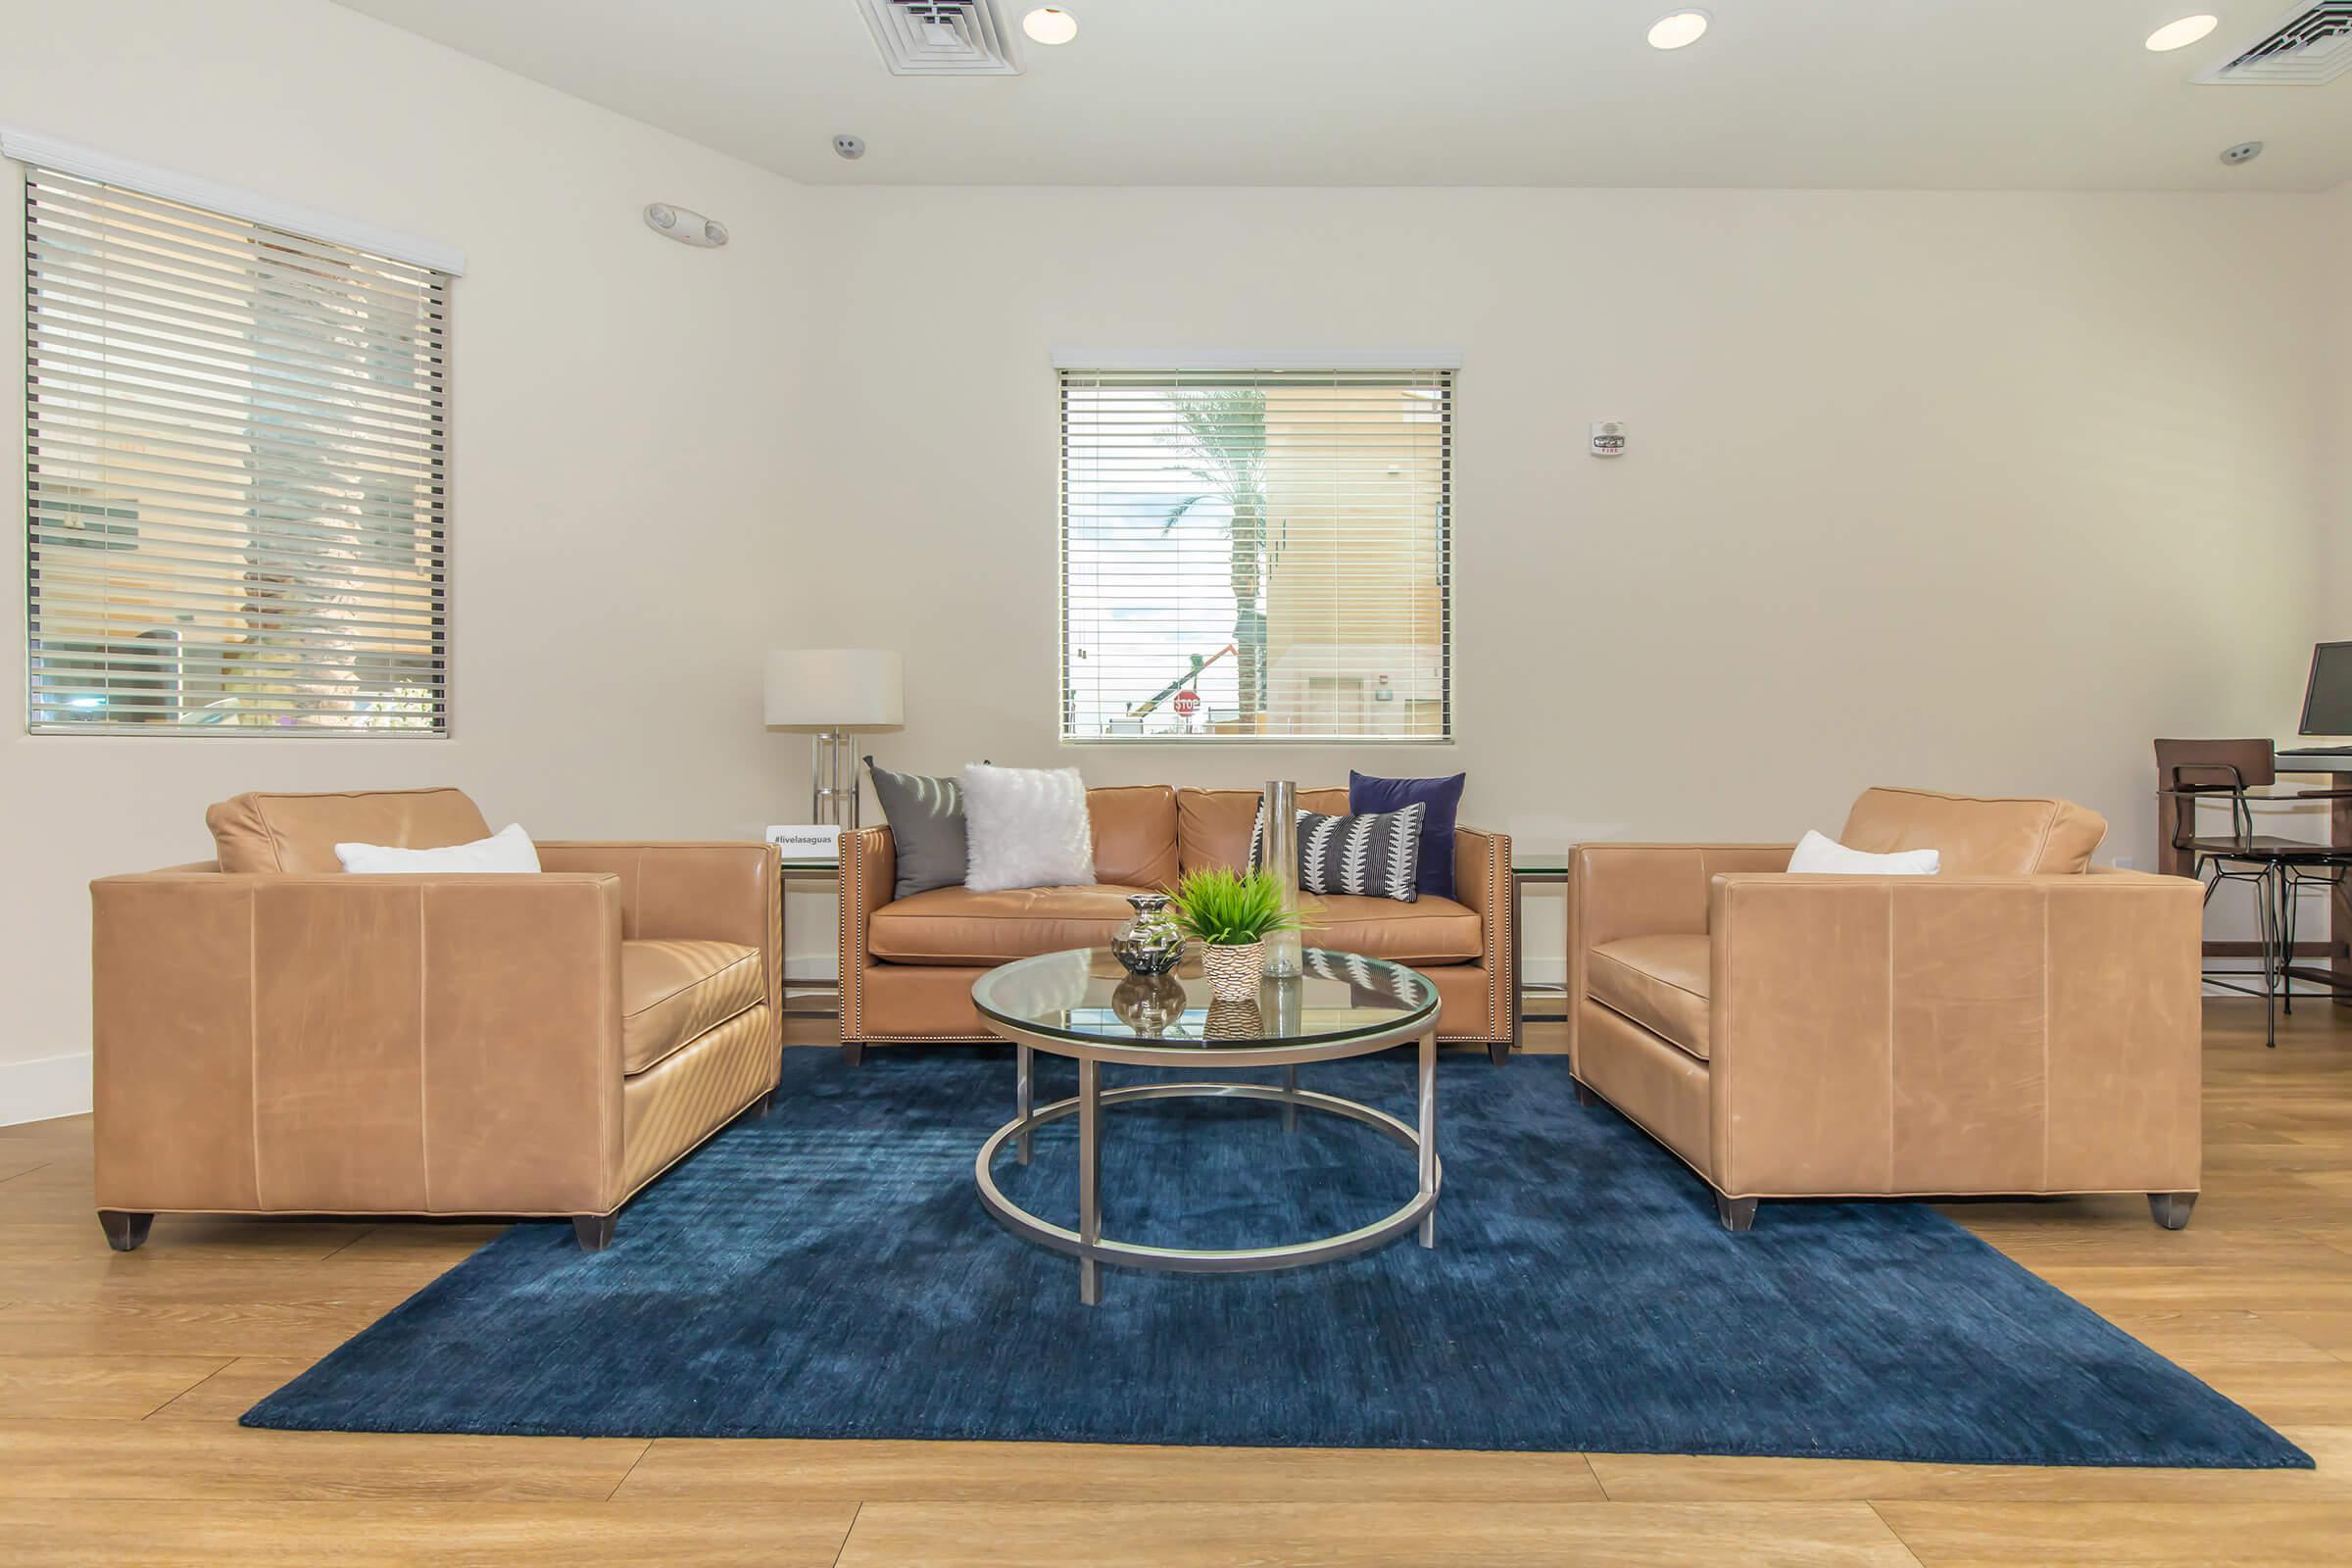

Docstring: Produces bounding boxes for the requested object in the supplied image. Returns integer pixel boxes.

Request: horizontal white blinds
[1059,368,1451,743]
[24,167,450,735]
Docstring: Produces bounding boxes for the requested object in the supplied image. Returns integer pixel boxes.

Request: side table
[1510,855,1570,1052]
[779,858,842,1020]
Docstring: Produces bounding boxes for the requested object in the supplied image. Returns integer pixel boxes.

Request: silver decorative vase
[1110,892,1185,976]
[1110,971,1186,1036]
[1260,779,1303,979]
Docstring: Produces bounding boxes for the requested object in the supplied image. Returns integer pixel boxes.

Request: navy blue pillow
[1348,770,1465,900]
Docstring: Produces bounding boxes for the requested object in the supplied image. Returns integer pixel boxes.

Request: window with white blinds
[1059,367,1451,743]
[23,167,450,734]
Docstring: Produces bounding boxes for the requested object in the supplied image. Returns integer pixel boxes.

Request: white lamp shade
[764,649,904,729]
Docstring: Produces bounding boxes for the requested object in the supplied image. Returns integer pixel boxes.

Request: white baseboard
[0,1051,91,1127]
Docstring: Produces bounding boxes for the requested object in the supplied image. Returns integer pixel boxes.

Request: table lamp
[763,649,904,828]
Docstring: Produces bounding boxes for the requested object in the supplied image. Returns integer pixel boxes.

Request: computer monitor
[2300,641,2352,736]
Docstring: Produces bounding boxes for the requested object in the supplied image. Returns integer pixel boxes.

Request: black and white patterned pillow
[1250,801,1425,904]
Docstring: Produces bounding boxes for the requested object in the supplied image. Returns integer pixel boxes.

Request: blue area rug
[246,1049,2309,1468]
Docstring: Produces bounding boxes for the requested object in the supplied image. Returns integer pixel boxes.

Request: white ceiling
[333,1,2352,190]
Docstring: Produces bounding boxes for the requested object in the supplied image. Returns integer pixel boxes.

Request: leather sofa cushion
[1840,787,2106,876]
[1175,786,1347,876]
[871,884,1158,965]
[621,939,764,1074]
[1302,894,1482,964]
[1087,785,1180,889]
[1588,934,1711,1060]
[868,883,1482,967]
[207,788,493,874]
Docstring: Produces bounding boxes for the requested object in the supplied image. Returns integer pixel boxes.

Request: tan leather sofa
[1568,787,2204,1232]
[90,788,782,1251]
[840,785,1515,1058]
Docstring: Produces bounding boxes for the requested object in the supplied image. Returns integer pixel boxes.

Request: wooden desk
[2155,750,2352,1006]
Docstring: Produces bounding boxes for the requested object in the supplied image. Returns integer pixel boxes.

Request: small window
[23,168,450,733]
[1058,366,1451,744]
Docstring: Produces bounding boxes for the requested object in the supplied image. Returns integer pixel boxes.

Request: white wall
[2331,181,2352,636]
[0,0,814,1119]
[792,188,2335,926]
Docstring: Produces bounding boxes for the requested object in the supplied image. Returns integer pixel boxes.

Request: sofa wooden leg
[1716,1195,1758,1233]
[1573,1080,1601,1107]
[2148,1192,2197,1230]
[1487,1041,1510,1065]
[572,1213,617,1250]
[98,1210,153,1251]
[840,1041,865,1067]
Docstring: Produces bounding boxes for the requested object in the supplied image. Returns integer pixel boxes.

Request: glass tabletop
[972,947,1438,1051]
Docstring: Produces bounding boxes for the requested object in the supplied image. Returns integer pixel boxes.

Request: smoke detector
[2195,3,2352,83]
[855,0,1022,76]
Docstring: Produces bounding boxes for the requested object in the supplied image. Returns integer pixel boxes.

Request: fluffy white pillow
[336,822,541,874]
[961,763,1095,892]
[1788,829,1938,876]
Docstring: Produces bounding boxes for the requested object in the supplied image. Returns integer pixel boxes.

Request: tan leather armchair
[1568,788,2204,1232]
[91,789,782,1251]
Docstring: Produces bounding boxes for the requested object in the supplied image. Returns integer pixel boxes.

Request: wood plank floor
[3,1003,2348,1565]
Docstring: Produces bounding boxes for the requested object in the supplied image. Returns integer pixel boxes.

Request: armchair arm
[536,840,782,1018]
[1706,868,2203,1199]
[1450,826,1514,1041]
[1566,844,1792,1074]
[837,827,896,1043]
[91,869,626,1217]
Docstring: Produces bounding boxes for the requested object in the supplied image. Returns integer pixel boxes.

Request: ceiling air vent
[2195,2,2352,83]
[855,0,1022,76]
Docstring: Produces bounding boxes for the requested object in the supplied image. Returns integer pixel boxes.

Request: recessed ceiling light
[1023,7,1077,45]
[2145,15,2219,52]
[1647,10,1710,50]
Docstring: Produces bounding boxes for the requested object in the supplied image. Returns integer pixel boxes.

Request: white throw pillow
[335,822,541,874]
[960,763,1095,892]
[1788,829,1938,876]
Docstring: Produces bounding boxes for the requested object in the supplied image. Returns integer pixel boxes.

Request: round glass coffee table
[971,947,1442,1306]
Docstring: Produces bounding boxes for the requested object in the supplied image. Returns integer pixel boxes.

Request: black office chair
[2157,739,2352,1047]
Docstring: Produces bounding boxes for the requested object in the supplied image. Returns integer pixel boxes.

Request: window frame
[1054,361,1455,748]
[16,150,456,739]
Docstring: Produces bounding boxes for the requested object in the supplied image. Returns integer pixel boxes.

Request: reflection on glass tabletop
[972,948,1437,1049]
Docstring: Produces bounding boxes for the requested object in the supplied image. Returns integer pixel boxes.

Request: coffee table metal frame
[973,1000,1442,1307]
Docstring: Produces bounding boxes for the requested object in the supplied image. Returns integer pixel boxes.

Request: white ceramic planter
[1200,941,1265,1003]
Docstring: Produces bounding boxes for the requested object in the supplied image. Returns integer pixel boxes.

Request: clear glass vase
[1260,779,1303,978]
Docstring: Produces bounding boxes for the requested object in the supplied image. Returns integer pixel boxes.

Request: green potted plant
[1171,866,1305,1003]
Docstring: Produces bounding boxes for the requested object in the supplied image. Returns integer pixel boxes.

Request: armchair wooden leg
[1716,1195,1758,1233]
[1573,1080,1601,1107]
[98,1210,153,1251]
[2148,1192,2197,1230]
[1487,1041,1510,1065]
[744,1091,774,1120]
[572,1213,617,1250]
[840,1041,864,1067]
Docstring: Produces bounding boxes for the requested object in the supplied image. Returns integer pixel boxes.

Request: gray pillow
[865,758,970,901]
